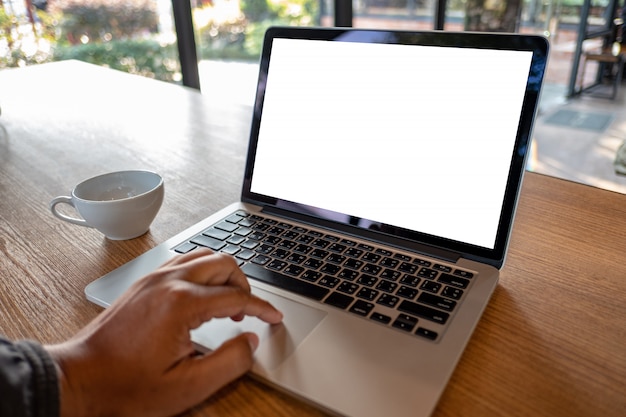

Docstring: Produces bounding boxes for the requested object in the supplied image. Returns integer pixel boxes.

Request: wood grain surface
[1,61,624,417]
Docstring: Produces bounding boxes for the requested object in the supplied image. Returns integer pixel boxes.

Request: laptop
[86,27,548,417]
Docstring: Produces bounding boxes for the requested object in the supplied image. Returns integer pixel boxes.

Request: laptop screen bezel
[241,26,549,269]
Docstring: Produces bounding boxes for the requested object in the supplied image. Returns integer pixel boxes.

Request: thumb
[182,332,260,398]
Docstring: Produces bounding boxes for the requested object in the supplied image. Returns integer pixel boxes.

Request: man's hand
[47,249,283,417]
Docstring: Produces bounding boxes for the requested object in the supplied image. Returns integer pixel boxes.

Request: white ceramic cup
[49,170,164,240]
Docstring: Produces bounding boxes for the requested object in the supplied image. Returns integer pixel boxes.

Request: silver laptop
[86,27,548,417]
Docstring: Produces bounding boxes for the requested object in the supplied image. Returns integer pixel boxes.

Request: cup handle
[49,196,91,227]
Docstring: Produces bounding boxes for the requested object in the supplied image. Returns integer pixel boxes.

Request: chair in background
[579,17,626,99]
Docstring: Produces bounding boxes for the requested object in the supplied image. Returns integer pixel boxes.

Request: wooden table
[1,61,625,417]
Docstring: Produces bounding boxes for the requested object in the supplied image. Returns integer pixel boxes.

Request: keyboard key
[294,244,313,254]
[248,231,266,240]
[433,264,452,273]
[380,257,399,268]
[357,243,375,251]
[256,244,274,254]
[283,231,300,240]
[328,243,347,253]
[357,274,377,287]
[454,269,474,279]
[221,245,241,255]
[399,275,420,287]
[227,235,246,245]
[420,280,442,293]
[233,227,252,237]
[418,267,438,279]
[304,258,323,269]
[327,254,346,264]
[350,300,374,316]
[251,223,269,232]
[418,292,457,311]
[344,258,364,269]
[239,218,255,227]
[241,239,259,249]
[312,238,331,248]
[356,287,379,301]
[319,276,340,288]
[413,258,432,267]
[203,228,232,240]
[251,255,271,265]
[393,253,412,262]
[225,214,245,223]
[265,235,281,244]
[324,292,354,309]
[438,273,470,289]
[278,240,297,249]
[272,248,290,259]
[215,221,238,232]
[174,242,197,254]
[340,238,357,246]
[191,235,226,251]
[301,270,322,282]
[398,262,418,274]
[376,280,398,293]
[345,248,364,258]
[267,260,287,271]
[241,263,329,301]
[284,265,305,276]
[398,300,450,325]
[311,249,329,259]
[397,286,418,300]
[377,293,399,308]
[268,226,286,235]
[370,312,392,324]
[362,253,381,263]
[338,268,359,281]
[392,314,418,332]
[236,250,256,261]
[416,327,438,340]
[286,253,306,264]
[320,264,341,275]
[380,269,401,281]
[296,235,315,244]
[337,282,359,295]
[442,286,463,300]
[362,263,382,275]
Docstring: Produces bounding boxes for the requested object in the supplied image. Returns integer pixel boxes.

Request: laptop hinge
[262,206,461,264]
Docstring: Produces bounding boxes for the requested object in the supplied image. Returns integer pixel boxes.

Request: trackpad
[191,287,327,370]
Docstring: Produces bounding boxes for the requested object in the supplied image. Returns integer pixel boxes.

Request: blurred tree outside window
[0,0,318,84]
[1,0,613,85]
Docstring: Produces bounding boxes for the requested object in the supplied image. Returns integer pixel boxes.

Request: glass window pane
[1,0,181,82]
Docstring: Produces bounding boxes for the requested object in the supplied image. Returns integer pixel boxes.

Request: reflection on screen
[250,38,533,249]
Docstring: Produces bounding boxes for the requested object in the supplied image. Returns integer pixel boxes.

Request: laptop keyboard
[173,210,475,342]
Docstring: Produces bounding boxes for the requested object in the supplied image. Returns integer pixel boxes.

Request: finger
[165,251,250,291]
[180,286,283,329]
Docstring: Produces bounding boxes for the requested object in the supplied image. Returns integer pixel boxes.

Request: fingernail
[247,333,260,352]
[275,309,284,321]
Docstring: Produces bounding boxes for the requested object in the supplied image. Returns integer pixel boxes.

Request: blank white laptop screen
[250,38,533,250]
